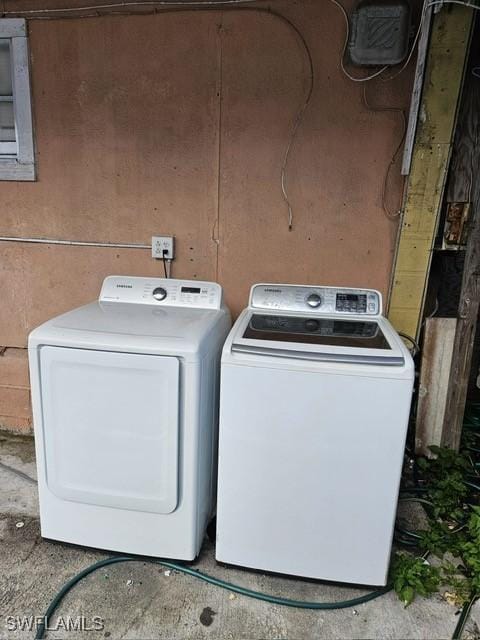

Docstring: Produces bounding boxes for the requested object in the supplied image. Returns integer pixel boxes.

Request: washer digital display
[336,293,367,313]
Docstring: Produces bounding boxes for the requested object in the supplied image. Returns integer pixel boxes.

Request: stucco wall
[0,0,414,430]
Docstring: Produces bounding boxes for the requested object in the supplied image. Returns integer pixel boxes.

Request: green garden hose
[452,594,479,640]
[34,556,391,639]
[34,496,473,639]
[35,406,480,639]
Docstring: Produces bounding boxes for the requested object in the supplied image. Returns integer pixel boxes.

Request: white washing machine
[216,283,414,586]
[29,276,230,560]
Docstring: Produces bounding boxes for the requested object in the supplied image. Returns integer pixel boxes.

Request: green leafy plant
[416,446,470,519]
[418,520,454,556]
[461,507,480,594]
[390,553,440,606]
[393,438,480,607]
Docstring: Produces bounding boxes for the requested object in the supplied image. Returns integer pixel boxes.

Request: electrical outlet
[152,236,175,260]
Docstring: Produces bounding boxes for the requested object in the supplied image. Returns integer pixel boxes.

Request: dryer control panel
[100,276,223,309]
[249,284,382,316]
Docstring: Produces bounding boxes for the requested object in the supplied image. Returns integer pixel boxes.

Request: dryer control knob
[306,293,322,308]
[152,287,167,301]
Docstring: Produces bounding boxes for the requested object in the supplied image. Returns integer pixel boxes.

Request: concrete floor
[1,430,479,640]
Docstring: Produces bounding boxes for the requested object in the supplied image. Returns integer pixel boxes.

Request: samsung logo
[264,288,282,293]
[116,284,133,289]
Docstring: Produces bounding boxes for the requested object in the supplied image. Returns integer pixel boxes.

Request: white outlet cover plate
[152,236,174,260]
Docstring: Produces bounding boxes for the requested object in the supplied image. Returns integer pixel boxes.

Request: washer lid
[231,311,405,366]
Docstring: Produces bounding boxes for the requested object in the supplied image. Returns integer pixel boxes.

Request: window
[0,19,34,181]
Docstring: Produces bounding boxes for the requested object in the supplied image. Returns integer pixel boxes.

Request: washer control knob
[306,293,322,308]
[152,287,167,301]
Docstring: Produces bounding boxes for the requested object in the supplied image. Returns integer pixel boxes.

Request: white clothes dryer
[29,276,230,560]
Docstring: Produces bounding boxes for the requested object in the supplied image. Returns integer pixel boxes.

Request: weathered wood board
[442,33,480,450]
[416,317,457,455]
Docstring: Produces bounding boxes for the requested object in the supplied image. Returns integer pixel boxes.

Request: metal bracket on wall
[442,201,471,249]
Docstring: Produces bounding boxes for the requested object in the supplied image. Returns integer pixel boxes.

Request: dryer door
[39,346,180,514]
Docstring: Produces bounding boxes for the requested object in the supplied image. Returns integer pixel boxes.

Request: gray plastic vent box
[349,0,411,66]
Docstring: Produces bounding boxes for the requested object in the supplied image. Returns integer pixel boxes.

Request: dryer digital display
[181,287,201,294]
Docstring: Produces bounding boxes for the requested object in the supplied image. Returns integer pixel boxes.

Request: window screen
[0,39,16,152]
[0,19,35,180]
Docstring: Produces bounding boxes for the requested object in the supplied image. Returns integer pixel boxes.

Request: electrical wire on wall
[362,85,407,220]
[326,0,389,82]
[1,0,264,12]
[380,3,428,82]
[3,0,480,16]
[324,0,409,221]
[379,0,480,85]
[2,0,479,235]
[2,0,404,227]
[1,2,314,232]
[328,0,480,87]
[276,13,314,231]
[325,0,479,221]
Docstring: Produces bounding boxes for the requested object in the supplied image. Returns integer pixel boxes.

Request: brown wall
[0,0,414,431]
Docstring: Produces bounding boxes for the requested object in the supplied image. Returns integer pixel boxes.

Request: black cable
[398,331,421,357]
[162,253,168,278]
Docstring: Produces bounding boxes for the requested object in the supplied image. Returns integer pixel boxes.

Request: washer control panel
[249,284,381,316]
[100,276,222,309]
